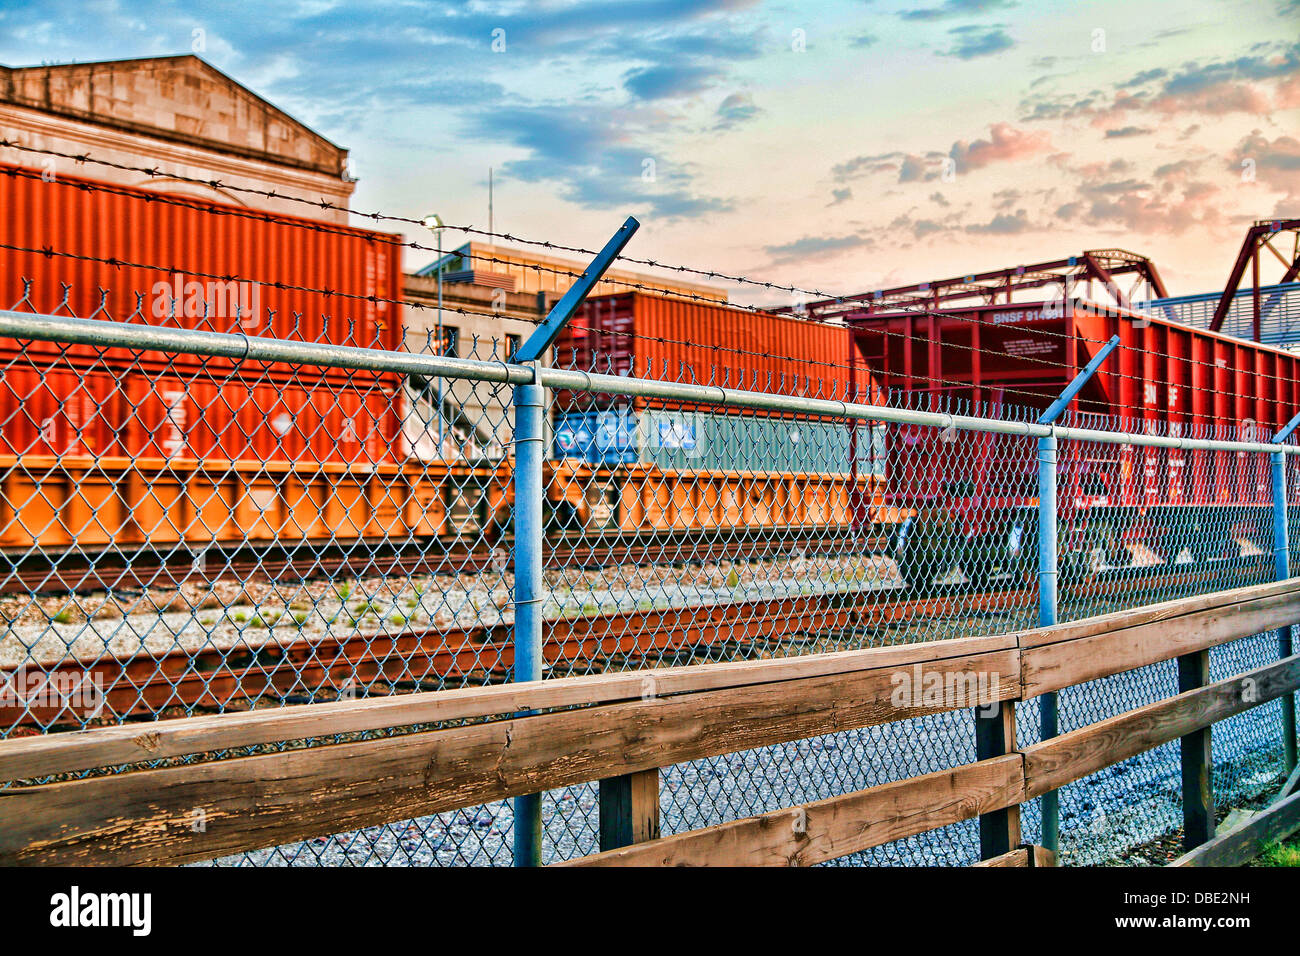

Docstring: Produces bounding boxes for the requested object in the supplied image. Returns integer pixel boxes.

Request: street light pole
[423,214,446,454]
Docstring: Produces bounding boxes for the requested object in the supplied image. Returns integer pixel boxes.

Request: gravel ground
[1106,785,1284,866]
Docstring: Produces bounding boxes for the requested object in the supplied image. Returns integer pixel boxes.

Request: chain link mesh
[1,280,1296,867]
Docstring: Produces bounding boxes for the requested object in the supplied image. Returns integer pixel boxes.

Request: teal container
[636,409,882,475]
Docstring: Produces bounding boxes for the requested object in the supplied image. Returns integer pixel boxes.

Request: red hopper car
[848,297,1300,585]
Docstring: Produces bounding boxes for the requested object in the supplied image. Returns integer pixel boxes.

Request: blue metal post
[1272,412,1300,774]
[1034,333,1119,854]
[1037,434,1059,852]
[512,379,545,866]
[508,217,641,866]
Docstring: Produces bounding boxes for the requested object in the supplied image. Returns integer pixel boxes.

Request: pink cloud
[1149,82,1275,116]
[949,122,1053,171]
[1080,187,1224,234]
[1276,72,1300,110]
[1231,130,1300,208]
[1026,47,1300,126]
[1035,154,1230,236]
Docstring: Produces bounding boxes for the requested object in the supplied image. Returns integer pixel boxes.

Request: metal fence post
[512,377,545,867]
[506,216,639,867]
[1037,433,1060,854]
[1271,413,1300,775]
[1032,334,1119,856]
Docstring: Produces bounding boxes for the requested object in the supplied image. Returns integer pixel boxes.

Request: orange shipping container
[0,162,403,378]
[554,292,869,410]
[0,366,401,466]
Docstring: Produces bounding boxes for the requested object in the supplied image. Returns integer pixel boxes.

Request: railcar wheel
[893,508,964,591]
[1058,520,1105,591]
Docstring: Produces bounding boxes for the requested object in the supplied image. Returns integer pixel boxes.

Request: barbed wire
[0,144,1140,361]
[0,248,1101,411]
[0,211,1098,403]
[0,234,871,390]
[0,161,777,316]
[2,144,1298,422]
[6,235,1297,422]
[0,140,838,301]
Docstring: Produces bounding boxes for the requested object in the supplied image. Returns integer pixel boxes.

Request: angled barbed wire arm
[1036,335,1122,428]
[511,217,640,364]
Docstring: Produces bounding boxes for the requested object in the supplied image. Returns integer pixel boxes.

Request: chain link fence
[0,286,1296,867]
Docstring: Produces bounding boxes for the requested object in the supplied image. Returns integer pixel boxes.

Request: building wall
[400,275,551,460]
[0,56,354,223]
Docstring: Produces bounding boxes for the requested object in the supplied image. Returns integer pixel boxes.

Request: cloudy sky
[1,0,1297,305]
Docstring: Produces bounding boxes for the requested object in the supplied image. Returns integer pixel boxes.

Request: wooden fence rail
[1,577,1298,867]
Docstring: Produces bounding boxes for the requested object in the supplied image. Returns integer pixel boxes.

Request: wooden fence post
[975,700,1020,860]
[1178,649,1215,850]
[599,769,661,852]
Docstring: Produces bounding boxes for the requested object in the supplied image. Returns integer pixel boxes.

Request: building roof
[416,240,728,303]
[0,54,347,176]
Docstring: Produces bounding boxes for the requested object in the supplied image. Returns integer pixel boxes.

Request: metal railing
[0,305,1297,866]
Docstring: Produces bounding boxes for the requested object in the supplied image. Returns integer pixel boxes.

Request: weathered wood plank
[971,846,1031,867]
[1021,590,1300,696]
[560,755,1024,867]
[969,843,1055,867]
[9,577,1290,784]
[1023,654,1300,799]
[0,648,1019,866]
[1015,577,1300,651]
[0,632,1018,782]
[1171,789,1300,867]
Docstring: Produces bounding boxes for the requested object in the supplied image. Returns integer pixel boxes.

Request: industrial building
[0,54,355,223]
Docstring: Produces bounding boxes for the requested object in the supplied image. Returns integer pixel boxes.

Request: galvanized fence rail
[0,305,1297,866]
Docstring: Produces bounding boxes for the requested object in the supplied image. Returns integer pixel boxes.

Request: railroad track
[0,525,895,596]
[5,554,1271,731]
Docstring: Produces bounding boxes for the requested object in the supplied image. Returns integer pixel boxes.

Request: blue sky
[1,0,1297,303]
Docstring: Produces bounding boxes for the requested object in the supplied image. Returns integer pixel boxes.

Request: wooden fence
[1,577,1298,866]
